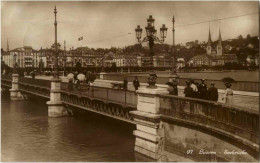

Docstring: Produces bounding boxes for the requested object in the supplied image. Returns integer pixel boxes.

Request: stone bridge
[1,74,259,162]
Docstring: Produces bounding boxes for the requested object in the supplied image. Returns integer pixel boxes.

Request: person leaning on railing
[222,82,233,104]
[123,77,128,91]
[207,82,218,102]
[74,77,80,91]
[133,76,140,91]
[198,78,207,100]
[184,81,193,98]
[190,79,198,98]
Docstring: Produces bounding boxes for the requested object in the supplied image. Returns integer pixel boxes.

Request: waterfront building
[2,50,11,68]
[41,48,55,68]
[66,47,104,68]
[137,54,174,67]
[189,54,213,67]
[7,46,39,68]
[103,55,114,67]
[113,54,138,67]
[246,55,259,66]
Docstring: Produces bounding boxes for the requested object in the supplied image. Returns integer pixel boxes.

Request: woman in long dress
[222,82,234,104]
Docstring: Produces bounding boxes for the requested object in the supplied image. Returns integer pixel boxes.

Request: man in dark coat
[184,81,193,98]
[198,78,208,99]
[123,77,128,91]
[172,80,178,96]
[133,76,140,91]
[207,82,218,102]
[166,82,174,95]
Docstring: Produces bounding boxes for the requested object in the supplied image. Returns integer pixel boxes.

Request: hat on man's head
[210,82,215,86]
[201,78,205,81]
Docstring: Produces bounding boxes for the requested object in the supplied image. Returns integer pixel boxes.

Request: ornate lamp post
[169,15,180,83]
[135,15,168,88]
[63,40,66,76]
[51,6,61,79]
[46,6,67,117]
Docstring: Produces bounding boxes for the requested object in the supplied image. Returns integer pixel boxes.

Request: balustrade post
[130,87,168,160]
[99,72,107,80]
[9,74,24,100]
[46,78,68,117]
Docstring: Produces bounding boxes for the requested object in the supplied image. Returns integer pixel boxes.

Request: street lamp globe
[147,15,155,27]
[135,25,142,41]
[160,24,168,42]
[135,15,168,88]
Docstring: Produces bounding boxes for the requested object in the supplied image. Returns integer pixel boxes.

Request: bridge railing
[102,73,259,92]
[159,94,259,145]
[61,82,137,107]
[19,77,51,89]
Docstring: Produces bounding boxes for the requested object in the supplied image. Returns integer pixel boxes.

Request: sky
[1,1,259,50]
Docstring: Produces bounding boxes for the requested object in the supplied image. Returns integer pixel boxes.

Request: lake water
[1,95,136,162]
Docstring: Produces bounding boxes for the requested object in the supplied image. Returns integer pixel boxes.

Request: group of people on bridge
[167,78,234,104]
[68,71,96,91]
[66,73,233,105]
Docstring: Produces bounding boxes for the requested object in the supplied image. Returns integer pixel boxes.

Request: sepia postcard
[1,1,259,162]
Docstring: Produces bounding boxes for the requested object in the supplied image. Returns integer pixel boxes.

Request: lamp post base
[147,71,157,89]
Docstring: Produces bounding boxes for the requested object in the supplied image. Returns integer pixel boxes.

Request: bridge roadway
[1,74,259,161]
[31,75,258,111]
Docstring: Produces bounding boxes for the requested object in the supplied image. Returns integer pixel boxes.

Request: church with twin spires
[189,27,238,67]
[206,28,223,56]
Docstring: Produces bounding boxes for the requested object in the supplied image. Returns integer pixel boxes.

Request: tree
[246,34,251,40]
[238,35,243,40]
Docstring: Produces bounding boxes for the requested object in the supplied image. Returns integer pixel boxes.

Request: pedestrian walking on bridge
[207,82,218,102]
[222,82,233,105]
[123,77,128,91]
[74,77,80,91]
[133,76,140,91]
[166,82,174,95]
[184,81,193,98]
[190,80,198,98]
[198,78,207,99]
[172,79,178,96]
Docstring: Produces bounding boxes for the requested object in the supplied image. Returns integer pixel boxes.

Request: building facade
[206,28,223,56]
[5,46,40,68]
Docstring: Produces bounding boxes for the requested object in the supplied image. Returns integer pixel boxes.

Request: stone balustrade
[159,94,259,145]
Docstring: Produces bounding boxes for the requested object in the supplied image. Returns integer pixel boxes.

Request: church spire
[218,27,222,46]
[7,39,9,52]
[207,25,212,46]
